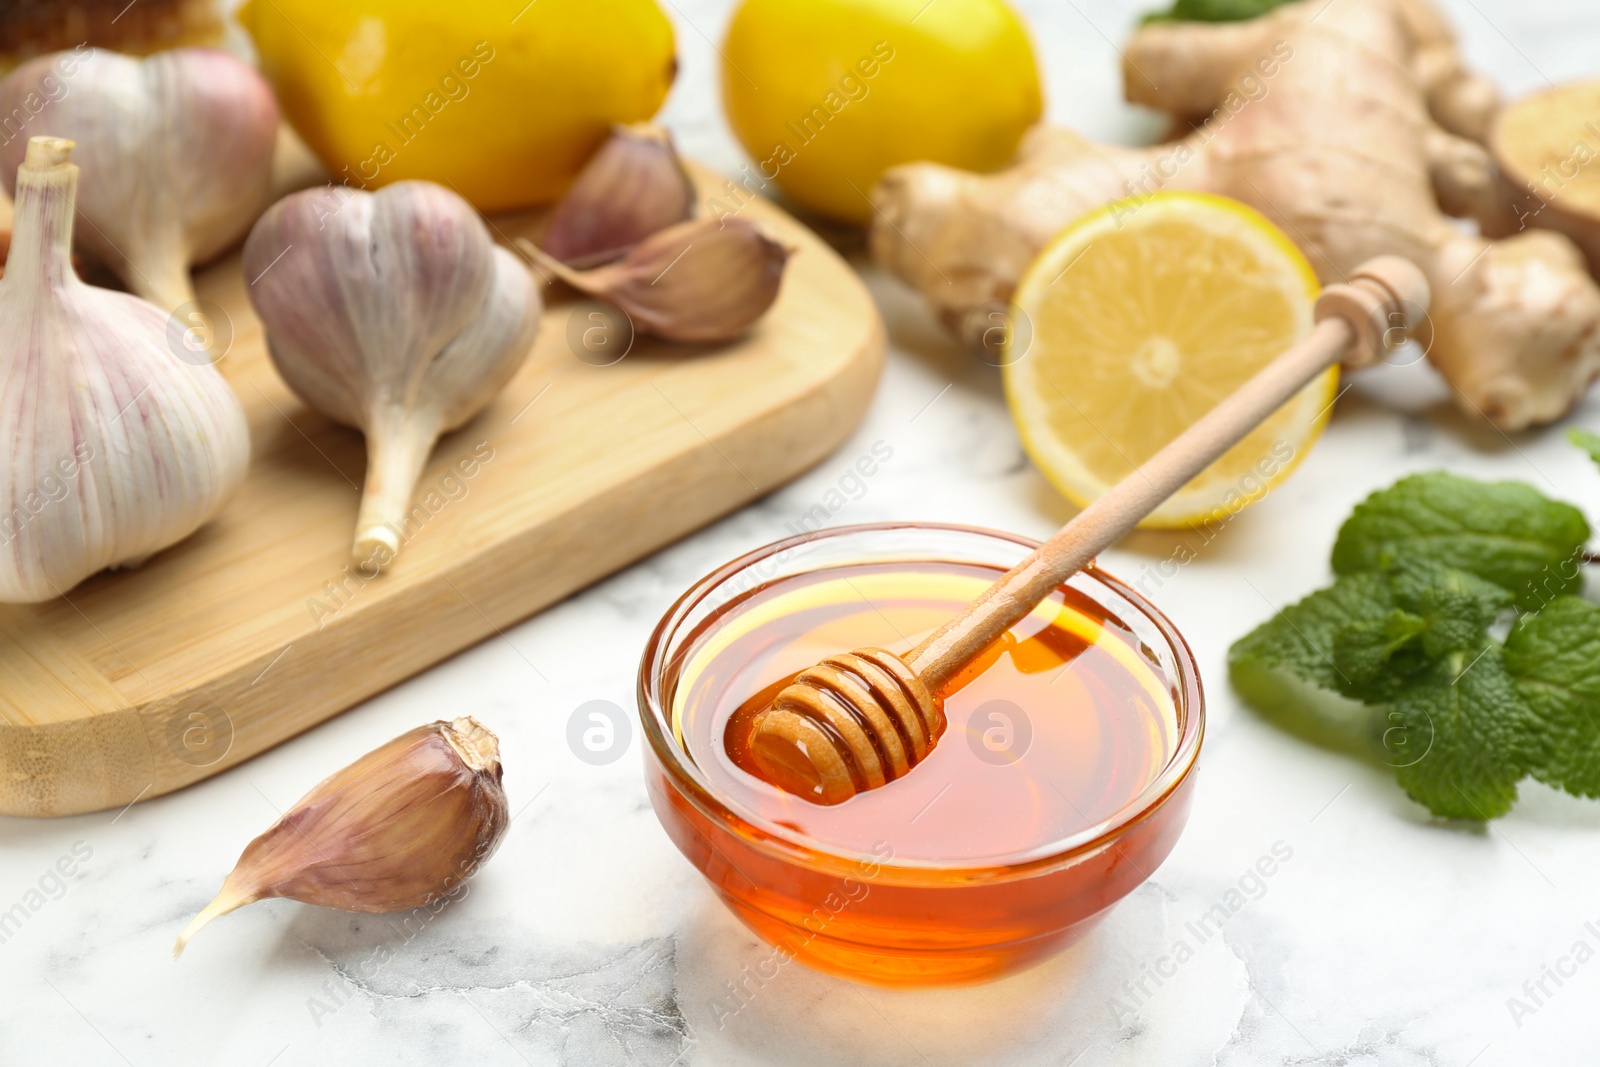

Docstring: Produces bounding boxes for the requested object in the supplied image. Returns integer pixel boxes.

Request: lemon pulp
[1003,192,1334,528]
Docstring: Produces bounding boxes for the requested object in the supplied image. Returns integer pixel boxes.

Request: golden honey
[640,524,1202,986]
[708,562,1181,859]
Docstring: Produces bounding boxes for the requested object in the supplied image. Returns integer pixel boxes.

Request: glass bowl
[637,523,1204,986]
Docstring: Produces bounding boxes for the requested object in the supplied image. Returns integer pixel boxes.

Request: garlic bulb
[174,716,510,958]
[0,47,278,314]
[539,123,695,267]
[527,216,790,344]
[243,181,540,570]
[0,137,249,604]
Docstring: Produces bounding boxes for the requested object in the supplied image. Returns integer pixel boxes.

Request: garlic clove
[539,123,695,268]
[0,47,279,315]
[242,181,540,571]
[174,716,509,958]
[527,216,792,345]
[0,137,250,604]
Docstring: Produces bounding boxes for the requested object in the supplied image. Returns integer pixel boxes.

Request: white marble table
[6,1,1600,1063]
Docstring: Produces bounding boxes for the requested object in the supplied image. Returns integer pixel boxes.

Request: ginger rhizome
[871,0,1600,431]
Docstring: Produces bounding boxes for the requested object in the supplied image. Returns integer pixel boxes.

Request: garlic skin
[529,216,791,344]
[0,229,83,281]
[0,47,279,314]
[243,181,540,569]
[539,123,695,267]
[174,716,510,958]
[0,137,249,604]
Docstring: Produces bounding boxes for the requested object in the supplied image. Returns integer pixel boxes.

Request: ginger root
[872,0,1600,431]
[1491,78,1600,278]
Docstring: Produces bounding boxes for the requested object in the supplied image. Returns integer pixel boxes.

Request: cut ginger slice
[1491,78,1600,267]
[1002,191,1333,529]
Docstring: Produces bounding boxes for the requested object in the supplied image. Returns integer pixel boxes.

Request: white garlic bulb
[0,138,250,604]
[243,181,540,571]
[0,47,279,314]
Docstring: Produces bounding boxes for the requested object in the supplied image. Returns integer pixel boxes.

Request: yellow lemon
[720,0,1042,222]
[240,0,676,211]
[1003,192,1334,528]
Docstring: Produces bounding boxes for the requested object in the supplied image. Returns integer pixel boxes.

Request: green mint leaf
[1232,470,1596,822]
[1329,562,1512,705]
[1228,573,1391,753]
[1383,556,1515,620]
[1505,597,1600,799]
[1332,609,1429,704]
[1331,472,1590,610]
[1230,555,1535,819]
[1570,427,1600,469]
[1385,558,1514,658]
[1385,644,1532,820]
[1229,572,1391,691]
[1140,0,1293,23]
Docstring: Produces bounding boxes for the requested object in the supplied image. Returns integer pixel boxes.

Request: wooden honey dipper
[748,256,1431,805]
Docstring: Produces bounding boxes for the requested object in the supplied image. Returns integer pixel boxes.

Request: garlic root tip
[445,716,501,770]
[24,137,75,170]
[352,525,401,572]
[172,886,252,959]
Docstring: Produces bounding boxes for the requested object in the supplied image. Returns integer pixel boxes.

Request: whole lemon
[720,0,1042,223]
[240,0,676,211]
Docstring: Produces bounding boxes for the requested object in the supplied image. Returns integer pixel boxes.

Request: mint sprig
[1230,469,1595,820]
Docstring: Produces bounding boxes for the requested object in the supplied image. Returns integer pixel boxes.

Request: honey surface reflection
[674,561,1182,863]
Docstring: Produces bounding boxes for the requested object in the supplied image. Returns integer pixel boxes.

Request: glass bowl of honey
[638,523,1204,986]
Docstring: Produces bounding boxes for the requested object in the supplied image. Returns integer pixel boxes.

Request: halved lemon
[1002,192,1334,529]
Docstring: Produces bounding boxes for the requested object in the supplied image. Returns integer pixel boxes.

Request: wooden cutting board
[0,165,885,818]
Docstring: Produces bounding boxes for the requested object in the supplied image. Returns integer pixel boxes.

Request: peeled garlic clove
[0,137,249,604]
[0,47,279,314]
[174,716,510,958]
[242,181,541,570]
[529,216,791,344]
[539,123,695,267]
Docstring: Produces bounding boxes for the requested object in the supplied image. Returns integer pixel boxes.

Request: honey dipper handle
[904,257,1431,693]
